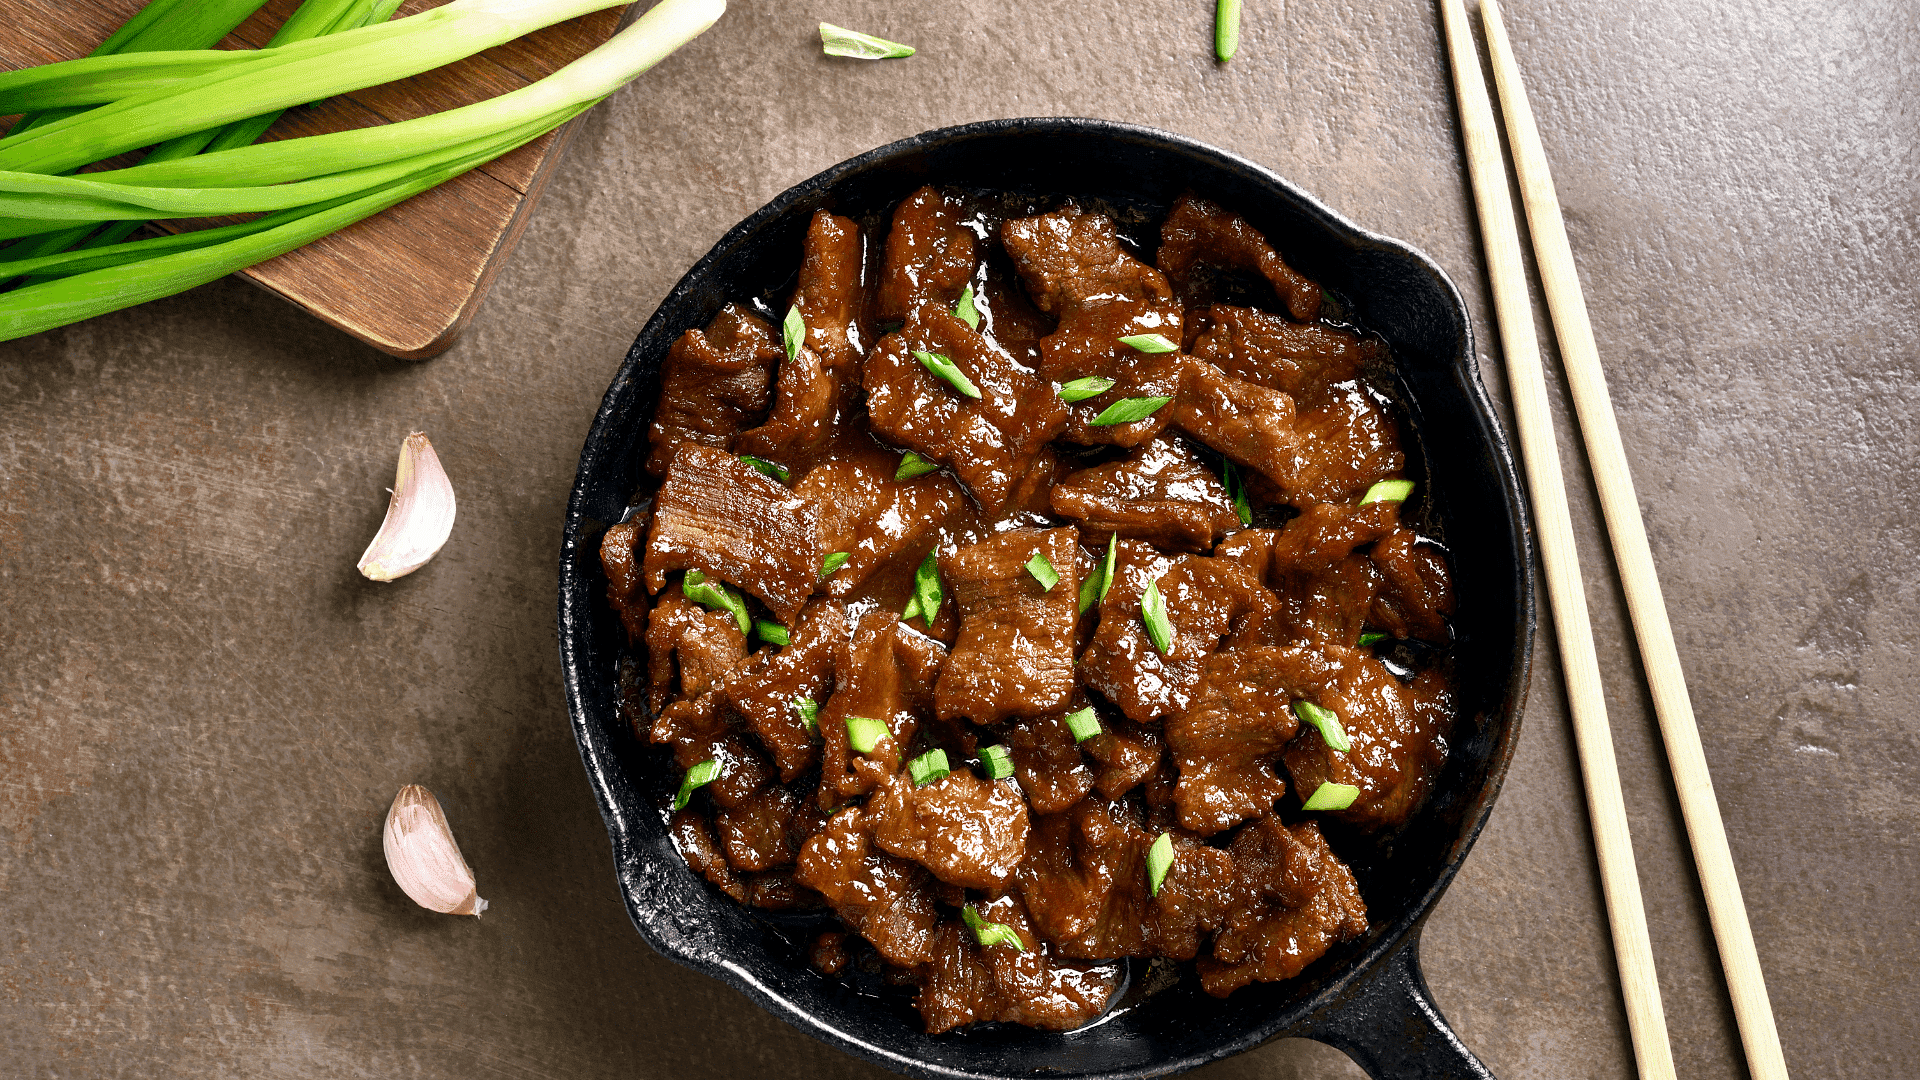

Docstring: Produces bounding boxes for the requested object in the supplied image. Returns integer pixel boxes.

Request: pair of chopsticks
[1437,2,1791,1079]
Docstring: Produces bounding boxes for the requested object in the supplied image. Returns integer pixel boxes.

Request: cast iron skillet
[559,117,1535,1079]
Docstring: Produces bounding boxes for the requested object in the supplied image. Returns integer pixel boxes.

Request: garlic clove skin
[383,784,488,917]
[357,431,456,582]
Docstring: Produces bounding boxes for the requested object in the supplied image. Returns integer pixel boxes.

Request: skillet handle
[1297,929,1495,1079]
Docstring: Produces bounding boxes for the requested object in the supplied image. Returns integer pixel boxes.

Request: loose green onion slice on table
[913,349,982,399]
[817,22,915,59]
[1141,579,1174,655]
[1360,478,1415,505]
[821,551,851,577]
[672,758,720,811]
[979,744,1015,780]
[908,749,950,787]
[1221,460,1252,525]
[1057,375,1116,403]
[895,450,940,480]
[1357,630,1389,647]
[782,304,805,361]
[1293,700,1351,752]
[1302,782,1360,812]
[902,549,942,624]
[962,904,1026,951]
[1146,832,1174,895]
[754,619,789,647]
[682,569,751,636]
[1118,332,1178,354]
[845,716,890,755]
[738,453,788,482]
[1064,706,1101,743]
[1089,395,1172,426]
[1025,552,1058,591]
[953,283,979,329]
[792,697,819,733]
[1215,0,1242,62]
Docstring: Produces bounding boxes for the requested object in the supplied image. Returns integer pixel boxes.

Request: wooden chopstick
[1477,2,1791,1077]
[1436,1,1679,1077]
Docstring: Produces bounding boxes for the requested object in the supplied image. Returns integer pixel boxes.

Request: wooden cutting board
[0,0,628,359]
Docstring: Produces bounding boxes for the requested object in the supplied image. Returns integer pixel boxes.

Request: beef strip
[671,808,747,902]
[794,453,967,599]
[1158,192,1321,323]
[1367,528,1455,643]
[715,784,823,872]
[643,444,819,624]
[794,806,942,967]
[792,208,868,371]
[1007,710,1095,815]
[914,892,1121,1033]
[817,610,946,803]
[863,305,1069,512]
[875,186,979,323]
[935,527,1081,724]
[870,769,1031,890]
[1168,359,1308,497]
[1264,555,1383,650]
[648,691,774,809]
[733,341,842,463]
[599,514,650,642]
[1286,385,1405,505]
[1281,648,1455,830]
[1000,205,1174,316]
[1188,303,1379,408]
[1213,500,1401,579]
[718,600,845,780]
[646,303,779,475]
[1081,715,1164,800]
[1166,646,1342,835]
[975,269,1055,367]
[1198,815,1368,996]
[1051,436,1241,552]
[644,582,749,716]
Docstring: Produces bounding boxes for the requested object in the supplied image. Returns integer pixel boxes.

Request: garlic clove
[383,784,488,917]
[357,431,456,582]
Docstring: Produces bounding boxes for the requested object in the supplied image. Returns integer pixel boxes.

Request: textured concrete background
[1,1,1914,1077]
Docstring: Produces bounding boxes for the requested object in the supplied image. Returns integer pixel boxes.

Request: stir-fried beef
[718,600,844,780]
[817,610,946,803]
[871,769,1031,890]
[1281,649,1455,830]
[643,583,749,716]
[1198,816,1368,996]
[1158,192,1321,323]
[1368,527,1456,643]
[1167,646,1332,835]
[876,185,979,322]
[1188,303,1380,407]
[734,340,842,463]
[1169,360,1304,494]
[671,808,748,903]
[795,454,967,599]
[1287,385,1405,505]
[1007,710,1096,815]
[1051,436,1241,552]
[1081,715,1165,800]
[600,515,650,642]
[935,527,1081,724]
[646,303,779,475]
[648,691,774,809]
[1001,204,1174,316]
[644,445,819,624]
[795,806,942,967]
[716,783,821,872]
[792,209,868,370]
[1265,555,1383,650]
[914,892,1121,1033]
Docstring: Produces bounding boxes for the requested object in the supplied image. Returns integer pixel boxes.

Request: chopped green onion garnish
[1222,460,1252,526]
[1118,333,1179,354]
[913,350,982,399]
[1146,832,1174,896]
[902,549,942,626]
[954,284,979,329]
[792,697,819,734]
[1078,568,1102,614]
[896,450,940,480]
[1360,478,1416,505]
[818,21,916,59]
[1301,782,1360,811]
[1101,533,1118,603]
[821,551,851,577]
[683,570,751,636]
[962,904,1027,951]
[1293,701,1352,752]
[1215,0,1242,62]
[1064,706,1101,743]
[1089,395,1173,426]
[1141,579,1174,655]
[846,716,890,755]
[739,453,789,483]
[908,748,951,787]
[1026,552,1059,591]
[755,619,790,647]
[1057,375,1117,403]
[673,758,720,811]
[979,744,1015,780]
[1357,631,1389,647]
[782,304,805,362]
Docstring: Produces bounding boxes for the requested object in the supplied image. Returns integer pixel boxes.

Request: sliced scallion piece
[1101,533,1118,602]
[672,758,720,811]
[1141,579,1174,655]
[1025,552,1059,591]
[782,304,805,362]
[962,904,1026,951]
[1146,832,1174,896]
[1221,459,1252,526]
[818,21,915,59]
[1057,375,1116,403]
[1301,781,1360,811]
[901,549,941,625]
[1360,478,1415,505]
[953,284,979,329]
[1357,630,1389,647]
[683,569,751,636]
[821,551,851,577]
[979,744,1015,780]
[1089,395,1173,427]
[1078,567,1102,614]
[792,697,819,734]
[846,716,890,755]
[908,748,950,787]
[1118,332,1178,354]
[895,450,939,480]
[1293,701,1352,752]
[1064,706,1101,743]
[1215,0,1242,62]
[754,619,790,647]
[739,453,789,483]
[913,349,982,399]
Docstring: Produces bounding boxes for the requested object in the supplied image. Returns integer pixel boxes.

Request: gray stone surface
[1,1,1914,1077]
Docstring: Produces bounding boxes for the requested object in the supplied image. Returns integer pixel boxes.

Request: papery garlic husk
[357,431,456,581]
[383,784,488,916]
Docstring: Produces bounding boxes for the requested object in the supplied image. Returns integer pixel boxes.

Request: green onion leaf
[821,551,851,577]
[1089,395,1173,427]
[683,569,751,636]
[895,450,940,480]
[1118,333,1179,354]
[913,350,982,399]
[903,549,942,625]
[1026,552,1059,592]
[754,619,790,647]
[818,21,915,59]
[1141,579,1174,655]
[673,758,721,811]
[979,744,1015,780]
[1216,0,1242,62]
[908,749,951,787]
[782,304,805,362]
[1057,375,1117,403]
[1222,460,1253,526]
[954,284,979,329]
[846,716,890,755]
[1357,631,1389,647]
[1101,533,1118,603]
[792,697,819,734]
[1147,832,1174,896]
[1293,701,1352,752]
[1078,568,1102,615]
[739,453,789,483]
[1064,706,1101,743]
[962,904,1027,951]
[1360,478,1415,505]
[1301,782,1360,811]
